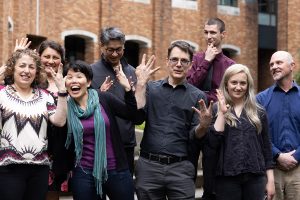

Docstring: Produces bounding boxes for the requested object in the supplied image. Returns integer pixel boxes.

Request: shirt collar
[274,81,299,92]
[162,77,188,89]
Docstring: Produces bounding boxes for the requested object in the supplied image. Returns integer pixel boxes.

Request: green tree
[294,70,300,85]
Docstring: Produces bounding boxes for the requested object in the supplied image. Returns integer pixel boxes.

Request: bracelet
[57,92,68,97]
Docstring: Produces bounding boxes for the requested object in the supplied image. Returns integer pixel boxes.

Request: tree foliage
[294,70,300,85]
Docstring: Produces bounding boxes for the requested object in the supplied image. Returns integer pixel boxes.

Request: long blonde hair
[219,64,263,133]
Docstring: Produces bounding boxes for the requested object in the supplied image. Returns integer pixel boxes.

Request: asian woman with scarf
[65,60,138,200]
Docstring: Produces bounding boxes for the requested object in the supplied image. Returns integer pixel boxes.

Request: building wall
[278,0,300,68]
[1,0,299,90]
[0,1,3,62]
[218,1,258,88]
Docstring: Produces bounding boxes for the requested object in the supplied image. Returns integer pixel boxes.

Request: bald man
[257,51,300,200]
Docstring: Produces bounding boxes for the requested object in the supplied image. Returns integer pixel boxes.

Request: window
[172,0,198,10]
[125,0,150,4]
[258,0,277,26]
[65,36,85,62]
[258,0,276,14]
[217,0,240,16]
[218,0,238,7]
[26,34,47,50]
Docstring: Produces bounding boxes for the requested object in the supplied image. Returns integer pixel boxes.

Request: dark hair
[167,41,194,61]
[65,60,93,81]
[100,27,126,45]
[206,18,225,33]
[38,40,65,65]
[5,49,46,87]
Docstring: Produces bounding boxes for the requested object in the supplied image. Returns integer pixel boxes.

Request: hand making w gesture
[135,54,160,85]
[49,63,66,92]
[115,64,132,92]
[213,89,230,132]
[100,76,113,92]
[14,38,32,52]
[192,99,213,138]
[216,89,229,114]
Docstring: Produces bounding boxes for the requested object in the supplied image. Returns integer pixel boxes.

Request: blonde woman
[210,64,275,200]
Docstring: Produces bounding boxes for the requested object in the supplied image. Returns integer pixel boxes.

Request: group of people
[0,17,298,200]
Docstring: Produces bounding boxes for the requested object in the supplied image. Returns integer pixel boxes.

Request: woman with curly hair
[0,49,67,200]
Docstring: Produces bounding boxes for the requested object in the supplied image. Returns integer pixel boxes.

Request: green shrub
[135,121,145,130]
[294,70,300,85]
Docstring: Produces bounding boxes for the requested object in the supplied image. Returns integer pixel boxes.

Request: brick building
[1,0,299,91]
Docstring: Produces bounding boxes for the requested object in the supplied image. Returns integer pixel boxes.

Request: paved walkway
[59,188,203,200]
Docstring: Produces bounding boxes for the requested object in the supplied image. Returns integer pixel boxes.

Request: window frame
[218,0,238,7]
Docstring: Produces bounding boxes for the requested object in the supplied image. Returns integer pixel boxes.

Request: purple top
[187,51,235,102]
[80,106,117,170]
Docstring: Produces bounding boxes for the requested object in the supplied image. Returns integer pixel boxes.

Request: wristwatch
[58,91,68,97]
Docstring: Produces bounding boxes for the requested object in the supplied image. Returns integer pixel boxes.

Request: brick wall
[1,0,300,89]
[0,1,3,63]
[277,0,300,79]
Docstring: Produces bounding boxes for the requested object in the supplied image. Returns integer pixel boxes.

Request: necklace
[11,84,35,100]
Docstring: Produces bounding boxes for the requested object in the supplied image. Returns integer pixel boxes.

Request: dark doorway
[124,41,140,68]
[222,49,236,59]
[65,36,85,63]
[258,48,275,91]
[26,34,47,50]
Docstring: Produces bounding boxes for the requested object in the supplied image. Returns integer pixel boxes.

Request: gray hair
[100,27,125,45]
[274,51,294,64]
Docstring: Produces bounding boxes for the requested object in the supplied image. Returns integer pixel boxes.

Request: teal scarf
[65,89,107,195]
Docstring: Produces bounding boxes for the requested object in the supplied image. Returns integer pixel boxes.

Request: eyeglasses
[169,57,190,67]
[105,47,124,55]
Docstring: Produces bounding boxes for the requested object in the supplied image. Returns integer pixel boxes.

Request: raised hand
[136,54,160,85]
[50,63,66,92]
[216,89,229,114]
[115,64,131,91]
[100,76,113,92]
[192,99,213,130]
[0,64,7,85]
[128,76,136,92]
[14,38,31,52]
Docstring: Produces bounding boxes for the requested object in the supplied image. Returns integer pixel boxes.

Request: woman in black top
[38,40,73,199]
[210,64,275,200]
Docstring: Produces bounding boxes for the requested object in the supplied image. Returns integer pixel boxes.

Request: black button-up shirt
[139,78,206,157]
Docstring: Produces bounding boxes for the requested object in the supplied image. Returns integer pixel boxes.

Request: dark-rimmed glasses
[105,47,124,55]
